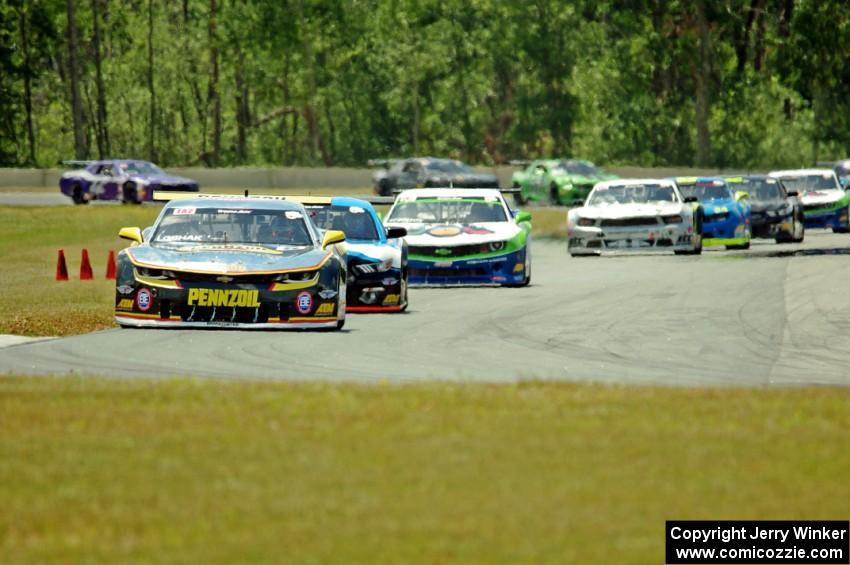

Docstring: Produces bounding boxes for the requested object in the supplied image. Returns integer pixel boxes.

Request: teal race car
[510,159,618,206]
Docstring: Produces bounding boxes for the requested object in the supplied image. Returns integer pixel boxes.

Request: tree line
[1,0,850,170]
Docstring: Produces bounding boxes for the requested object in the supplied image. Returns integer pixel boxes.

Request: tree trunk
[18,5,36,164]
[92,0,110,157]
[147,0,157,161]
[694,0,711,167]
[66,0,86,159]
[208,0,221,166]
[412,83,420,155]
[235,48,248,163]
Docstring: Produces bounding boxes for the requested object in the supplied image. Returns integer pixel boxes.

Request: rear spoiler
[391,187,519,194]
[508,160,531,167]
[153,190,331,204]
[367,159,400,169]
[153,190,398,206]
[60,159,94,167]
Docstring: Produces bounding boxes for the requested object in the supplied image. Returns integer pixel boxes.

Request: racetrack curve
[3,233,850,386]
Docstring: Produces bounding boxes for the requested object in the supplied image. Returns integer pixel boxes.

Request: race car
[60,159,199,204]
[114,193,347,329]
[510,159,617,206]
[567,178,702,256]
[301,196,409,312]
[674,176,751,250]
[369,157,499,196]
[768,169,850,232]
[383,188,531,286]
[725,175,804,243]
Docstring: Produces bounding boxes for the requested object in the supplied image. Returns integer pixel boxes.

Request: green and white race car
[510,159,618,206]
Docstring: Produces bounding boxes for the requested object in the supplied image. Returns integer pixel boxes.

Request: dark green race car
[510,159,618,206]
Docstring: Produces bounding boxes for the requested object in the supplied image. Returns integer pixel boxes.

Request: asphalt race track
[3,233,850,386]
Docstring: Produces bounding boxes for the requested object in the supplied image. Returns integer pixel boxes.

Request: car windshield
[387,197,507,224]
[776,174,840,193]
[741,179,784,200]
[121,161,165,175]
[587,184,678,206]
[424,160,473,174]
[558,161,599,176]
[677,182,732,202]
[152,207,313,246]
[306,205,379,240]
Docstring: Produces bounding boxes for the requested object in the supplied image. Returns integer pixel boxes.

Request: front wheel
[792,215,805,243]
[513,184,526,206]
[71,184,88,205]
[549,184,561,206]
[122,181,139,204]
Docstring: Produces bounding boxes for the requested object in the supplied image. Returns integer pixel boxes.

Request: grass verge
[0,377,847,562]
[0,205,566,336]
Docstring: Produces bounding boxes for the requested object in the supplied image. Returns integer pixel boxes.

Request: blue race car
[302,196,409,312]
[675,177,751,250]
[60,159,199,204]
[769,169,850,232]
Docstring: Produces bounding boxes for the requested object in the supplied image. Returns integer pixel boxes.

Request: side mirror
[386,226,407,239]
[735,190,750,201]
[786,190,799,197]
[322,229,346,249]
[683,196,698,203]
[516,211,532,223]
[118,226,143,244]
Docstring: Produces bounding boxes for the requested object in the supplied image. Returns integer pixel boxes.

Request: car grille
[409,244,486,257]
[600,217,658,227]
[705,212,729,223]
[803,203,835,212]
[137,268,281,285]
[166,301,284,323]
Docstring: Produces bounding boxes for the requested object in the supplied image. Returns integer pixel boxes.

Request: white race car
[567,179,702,256]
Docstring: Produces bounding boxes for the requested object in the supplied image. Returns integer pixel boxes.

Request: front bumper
[408,249,527,286]
[751,213,794,239]
[115,279,341,329]
[346,267,405,312]
[803,207,849,230]
[568,224,697,253]
[701,217,750,247]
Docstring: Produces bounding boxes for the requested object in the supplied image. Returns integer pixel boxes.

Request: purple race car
[59,159,199,204]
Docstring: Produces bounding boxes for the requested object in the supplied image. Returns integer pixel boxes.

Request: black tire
[549,183,561,206]
[122,181,139,204]
[726,241,750,250]
[399,266,409,312]
[336,318,345,330]
[513,184,527,206]
[377,179,392,197]
[793,215,805,243]
[71,184,88,205]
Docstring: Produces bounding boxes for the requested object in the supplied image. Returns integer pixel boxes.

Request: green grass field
[0,204,565,336]
[1,377,847,562]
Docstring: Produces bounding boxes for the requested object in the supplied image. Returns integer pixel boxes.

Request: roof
[395,188,504,199]
[769,169,836,177]
[162,196,304,211]
[593,178,676,190]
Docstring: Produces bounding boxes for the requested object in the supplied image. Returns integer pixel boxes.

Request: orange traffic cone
[56,249,69,281]
[105,250,116,280]
[80,249,93,280]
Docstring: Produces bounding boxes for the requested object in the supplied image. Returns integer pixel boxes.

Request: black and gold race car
[114,193,347,329]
